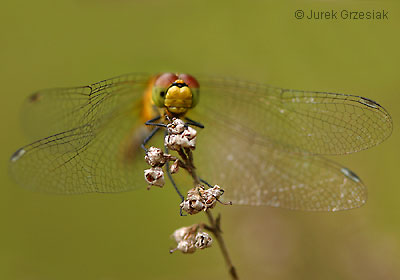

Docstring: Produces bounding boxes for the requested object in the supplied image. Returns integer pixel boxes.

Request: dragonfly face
[152,73,200,116]
[8,72,392,211]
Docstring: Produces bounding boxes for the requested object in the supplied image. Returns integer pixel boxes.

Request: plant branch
[183,145,238,279]
[205,210,239,280]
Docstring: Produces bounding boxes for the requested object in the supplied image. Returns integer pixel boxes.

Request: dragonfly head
[152,73,200,116]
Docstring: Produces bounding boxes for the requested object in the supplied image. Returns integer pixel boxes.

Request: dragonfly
[9,72,392,211]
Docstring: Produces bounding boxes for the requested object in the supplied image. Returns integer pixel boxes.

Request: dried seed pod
[200,185,225,210]
[164,119,197,151]
[180,199,205,215]
[167,118,186,134]
[176,240,196,254]
[144,167,165,189]
[145,146,168,167]
[180,185,226,215]
[170,225,197,254]
[170,224,212,254]
[171,226,192,243]
[179,127,197,149]
[164,134,182,151]
[195,231,213,249]
[170,159,180,174]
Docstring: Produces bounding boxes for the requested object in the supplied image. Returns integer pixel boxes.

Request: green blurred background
[1,0,399,279]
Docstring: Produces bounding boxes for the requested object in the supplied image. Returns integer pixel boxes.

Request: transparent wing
[195,76,392,155]
[21,73,150,141]
[10,73,153,194]
[191,111,367,211]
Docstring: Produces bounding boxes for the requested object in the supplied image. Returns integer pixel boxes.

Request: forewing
[196,76,392,155]
[10,73,152,194]
[21,73,150,141]
[190,112,367,211]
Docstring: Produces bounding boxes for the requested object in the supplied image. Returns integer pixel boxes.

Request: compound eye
[152,86,168,108]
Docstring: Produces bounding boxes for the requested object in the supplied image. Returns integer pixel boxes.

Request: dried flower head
[195,231,213,249]
[176,240,196,253]
[167,118,186,134]
[144,167,165,189]
[170,224,213,254]
[180,126,197,149]
[180,199,204,215]
[145,146,168,167]
[164,119,197,151]
[164,134,182,151]
[201,185,224,209]
[180,185,225,215]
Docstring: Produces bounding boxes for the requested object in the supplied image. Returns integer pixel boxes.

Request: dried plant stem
[182,148,239,279]
[179,148,200,185]
[205,210,239,280]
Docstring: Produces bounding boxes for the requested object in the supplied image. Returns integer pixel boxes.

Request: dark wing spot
[359,97,379,109]
[10,148,26,162]
[341,168,361,183]
[29,93,41,103]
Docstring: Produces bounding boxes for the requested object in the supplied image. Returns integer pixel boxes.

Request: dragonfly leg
[184,117,204,129]
[164,158,185,201]
[142,115,165,152]
[141,127,160,153]
[163,130,186,215]
[166,157,186,216]
[200,178,213,188]
[145,115,167,128]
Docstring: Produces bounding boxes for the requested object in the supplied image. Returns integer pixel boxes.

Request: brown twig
[183,146,239,279]
[205,210,239,280]
[179,148,200,185]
